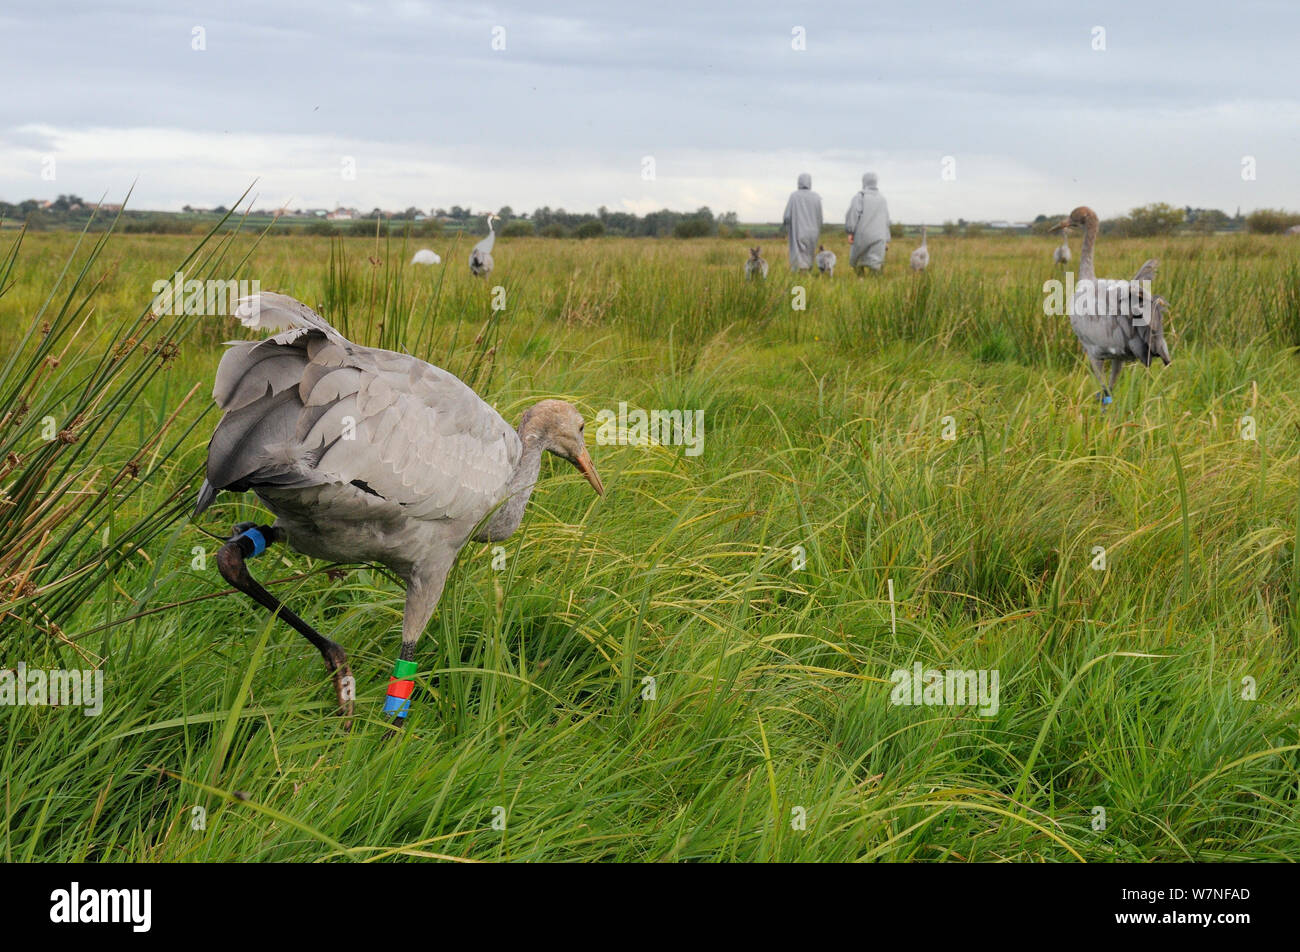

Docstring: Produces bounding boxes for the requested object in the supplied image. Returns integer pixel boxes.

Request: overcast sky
[3,0,1298,222]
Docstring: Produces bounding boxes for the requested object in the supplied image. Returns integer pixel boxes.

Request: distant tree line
[5,195,1298,237]
[503,205,739,238]
[2,197,744,239]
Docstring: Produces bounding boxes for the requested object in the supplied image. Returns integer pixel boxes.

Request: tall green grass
[2,228,1298,861]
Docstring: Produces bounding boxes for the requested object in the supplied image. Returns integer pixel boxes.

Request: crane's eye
[579,422,585,433]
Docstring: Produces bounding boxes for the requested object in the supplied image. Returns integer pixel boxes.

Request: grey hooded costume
[782,173,823,270]
[845,172,891,271]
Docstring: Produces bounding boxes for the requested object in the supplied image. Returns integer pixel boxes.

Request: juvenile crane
[745,246,769,280]
[1051,206,1171,406]
[195,292,604,726]
[909,227,929,272]
[816,245,836,278]
[469,213,499,278]
[1052,227,1071,266]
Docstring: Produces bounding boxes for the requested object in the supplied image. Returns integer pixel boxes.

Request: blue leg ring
[238,526,267,557]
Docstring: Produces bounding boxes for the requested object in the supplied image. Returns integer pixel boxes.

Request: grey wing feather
[306,353,519,520]
[197,293,519,522]
[1132,297,1172,366]
[1073,278,1172,370]
[194,479,217,516]
[1120,263,1170,366]
[213,341,308,412]
[203,386,322,496]
[233,292,347,341]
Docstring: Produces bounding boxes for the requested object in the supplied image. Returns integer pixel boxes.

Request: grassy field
[3,223,1300,862]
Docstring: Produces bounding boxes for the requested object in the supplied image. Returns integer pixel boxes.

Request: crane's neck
[478,424,545,541]
[1078,216,1098,282]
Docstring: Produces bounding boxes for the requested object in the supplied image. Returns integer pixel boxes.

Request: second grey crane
[816,245,836,277]
[469,213,499,278]
[1052,206,1171,406]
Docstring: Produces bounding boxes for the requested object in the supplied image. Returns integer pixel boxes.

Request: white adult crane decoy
[194,292,604,727]
[816,245,836,278]
[411,249,441,265]
[909,227,929,272]
[469,213,500,278]
[1051,206,1171,406]
[1052,227,1071,266]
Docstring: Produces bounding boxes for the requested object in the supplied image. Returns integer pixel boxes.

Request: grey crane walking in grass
[194,292,604,727]
[1051,206,1171,407]
[745,246,769,280]
[909,227,929,272]
[816,245,836,278]
[469,213,499,278]
[1052,227,1071,266]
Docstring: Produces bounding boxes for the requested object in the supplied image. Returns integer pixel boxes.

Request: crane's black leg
[1086,356,1112,407]
[381,576,445,737]
[1106,361,1122,407]
[216,524,354,728]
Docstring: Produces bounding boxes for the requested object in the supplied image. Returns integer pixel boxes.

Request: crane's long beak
[1049,219,1069,233]
[574,449,604,496]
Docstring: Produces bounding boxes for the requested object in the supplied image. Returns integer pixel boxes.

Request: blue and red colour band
[385,659,417,717]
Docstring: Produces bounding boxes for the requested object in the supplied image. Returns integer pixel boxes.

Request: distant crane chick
[469,213,499,278]
[909,226,929,272]
[745,246,769,280]
[1052,227,1071,266]
[816,245,836,278]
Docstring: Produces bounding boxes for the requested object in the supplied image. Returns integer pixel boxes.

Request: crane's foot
[324,645,354,729]
[381,714,407,742]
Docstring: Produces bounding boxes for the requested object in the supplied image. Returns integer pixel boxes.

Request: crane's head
[1052,206,1097,232]
[520,399,604,495]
